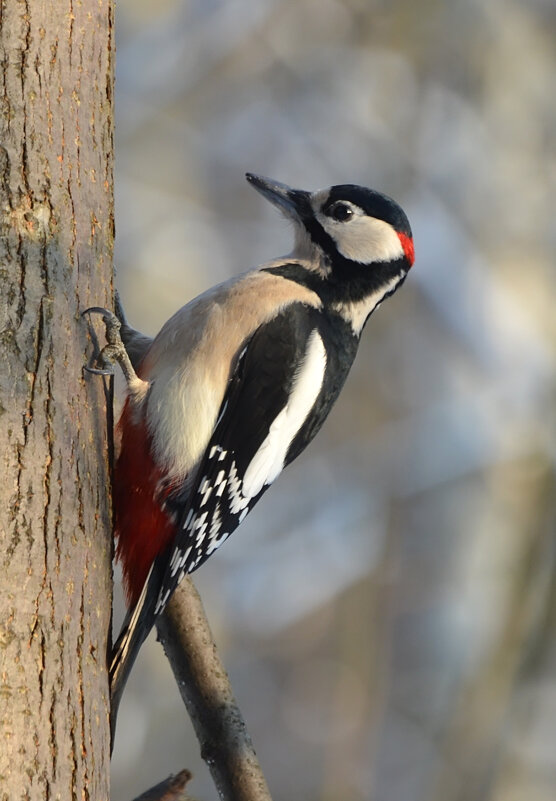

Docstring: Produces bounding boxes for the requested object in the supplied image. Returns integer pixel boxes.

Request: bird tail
[109,563,159,750]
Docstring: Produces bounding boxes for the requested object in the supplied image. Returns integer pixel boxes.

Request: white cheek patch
[318,214,404,264]
[242,330,327,498]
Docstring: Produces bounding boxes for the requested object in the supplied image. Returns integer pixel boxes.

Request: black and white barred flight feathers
[106,173,414,742]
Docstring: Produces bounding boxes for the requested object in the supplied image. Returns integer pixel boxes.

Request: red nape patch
[113,398,178,607]
[398,232,415,266]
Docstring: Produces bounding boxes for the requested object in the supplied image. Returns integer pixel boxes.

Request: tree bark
[0,2,114,799]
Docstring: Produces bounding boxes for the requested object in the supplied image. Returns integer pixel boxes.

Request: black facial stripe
[328,255,408,303]
[262,263,330,300]
[264,255,408,307]
[302,214,340,261]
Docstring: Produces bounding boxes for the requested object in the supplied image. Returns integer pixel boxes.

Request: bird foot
[82,306,139,386]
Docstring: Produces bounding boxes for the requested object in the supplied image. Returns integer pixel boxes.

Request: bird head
[246,172,414,334]
[246,172,414,271]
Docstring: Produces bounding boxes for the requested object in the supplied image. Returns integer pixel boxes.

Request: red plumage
[113,398,177,606]
[397,232,415,266]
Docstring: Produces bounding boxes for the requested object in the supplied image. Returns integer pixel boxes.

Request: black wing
[154,301,321,613]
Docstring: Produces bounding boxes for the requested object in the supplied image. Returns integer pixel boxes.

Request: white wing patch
[242,329,327,498]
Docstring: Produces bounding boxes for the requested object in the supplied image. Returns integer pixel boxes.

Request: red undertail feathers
[113,398,177,607]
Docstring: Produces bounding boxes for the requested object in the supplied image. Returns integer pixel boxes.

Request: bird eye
[330,203,353,222]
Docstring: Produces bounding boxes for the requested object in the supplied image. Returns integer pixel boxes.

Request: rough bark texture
[0,2,114,799]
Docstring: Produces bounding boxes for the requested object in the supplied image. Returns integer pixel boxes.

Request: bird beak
[246,173,309,220]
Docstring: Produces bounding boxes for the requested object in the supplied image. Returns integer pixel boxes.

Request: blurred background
[111,1,556,799]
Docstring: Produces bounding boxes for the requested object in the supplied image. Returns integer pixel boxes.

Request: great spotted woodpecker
[85,173,414,739]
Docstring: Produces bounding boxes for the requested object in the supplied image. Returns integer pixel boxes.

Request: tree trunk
[0,2,114,798]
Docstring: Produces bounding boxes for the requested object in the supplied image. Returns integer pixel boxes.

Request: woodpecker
[85,173,414,741]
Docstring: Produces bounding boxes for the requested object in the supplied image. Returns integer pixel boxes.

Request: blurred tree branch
[156,579,274,801]
[131,769,194,801]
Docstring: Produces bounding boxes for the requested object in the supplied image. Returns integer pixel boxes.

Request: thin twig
[131,769,193,801]
[156,578,274,801]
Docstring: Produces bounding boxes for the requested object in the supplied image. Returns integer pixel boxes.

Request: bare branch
[156,579,274,801]
[131,769,194,801]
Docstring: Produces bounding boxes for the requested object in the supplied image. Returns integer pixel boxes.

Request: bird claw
[82,305,140,386]
[82,306,114,318]
[84,363,115,376]
[82,306,122,340]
